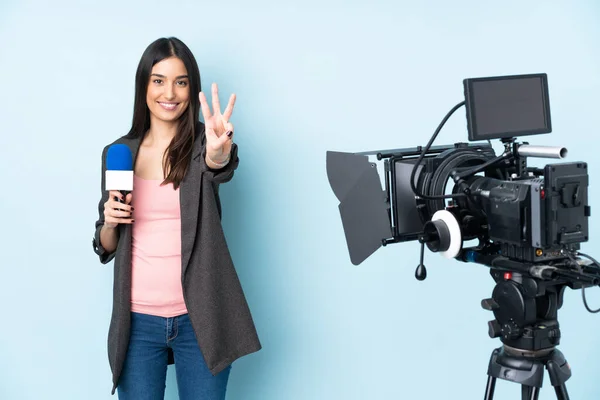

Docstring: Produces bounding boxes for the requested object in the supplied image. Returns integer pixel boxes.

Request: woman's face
[146,56,190,125]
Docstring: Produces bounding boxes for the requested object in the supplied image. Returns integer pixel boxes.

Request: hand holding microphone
[103,144,135,229]
[103,191,133,228]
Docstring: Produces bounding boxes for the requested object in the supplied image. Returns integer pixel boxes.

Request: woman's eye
[153,79,163,84]
[177,81,188,86]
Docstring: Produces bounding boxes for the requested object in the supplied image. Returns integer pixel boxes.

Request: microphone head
[105,144,134,192]
[106,144,133,171]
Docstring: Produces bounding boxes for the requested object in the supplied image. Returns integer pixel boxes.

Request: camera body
[463,163,590,262]
[408,143,591,266]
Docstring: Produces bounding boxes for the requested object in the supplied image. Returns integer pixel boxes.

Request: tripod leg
[529,387,540,400]
[554,384,570,400]
[521,385,540,400]
[545,350,571,399]
[484,375,496,400]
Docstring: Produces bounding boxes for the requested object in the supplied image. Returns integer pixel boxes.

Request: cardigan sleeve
[92,144,117,264]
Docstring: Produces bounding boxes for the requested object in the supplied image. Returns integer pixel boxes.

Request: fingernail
[226,131,233,137]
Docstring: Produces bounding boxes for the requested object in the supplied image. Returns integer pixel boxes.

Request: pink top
[130,175,187,317]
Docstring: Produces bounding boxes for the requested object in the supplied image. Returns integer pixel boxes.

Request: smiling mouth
[158,102,179,111]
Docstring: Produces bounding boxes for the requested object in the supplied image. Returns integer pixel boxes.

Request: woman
[91,37,261,399]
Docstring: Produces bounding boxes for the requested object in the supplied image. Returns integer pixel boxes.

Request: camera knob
[488,320,502,338]
[548,328,561,345]
[502,320,521,340]
[481,298,499,311]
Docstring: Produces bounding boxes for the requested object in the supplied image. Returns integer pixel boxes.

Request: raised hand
[199,83,236,166]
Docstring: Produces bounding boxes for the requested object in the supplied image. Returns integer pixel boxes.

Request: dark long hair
[126,37,201,189]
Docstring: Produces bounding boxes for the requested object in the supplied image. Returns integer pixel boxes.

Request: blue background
[1,0,599,399]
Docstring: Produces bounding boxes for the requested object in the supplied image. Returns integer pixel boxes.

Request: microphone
[105,144,133,204]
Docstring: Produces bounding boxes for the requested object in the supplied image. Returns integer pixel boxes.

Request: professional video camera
[326,73,600,399]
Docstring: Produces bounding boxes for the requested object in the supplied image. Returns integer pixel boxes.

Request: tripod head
[466,249,600,353]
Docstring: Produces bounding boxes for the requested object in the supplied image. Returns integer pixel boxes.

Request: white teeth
[159,102,177,110]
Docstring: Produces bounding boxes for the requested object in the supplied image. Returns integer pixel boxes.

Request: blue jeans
[117,312,231,400]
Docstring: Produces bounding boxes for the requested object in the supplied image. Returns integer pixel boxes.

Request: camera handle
[415,241,427,281]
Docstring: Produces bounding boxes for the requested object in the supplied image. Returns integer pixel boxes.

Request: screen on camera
[464,73,552,141]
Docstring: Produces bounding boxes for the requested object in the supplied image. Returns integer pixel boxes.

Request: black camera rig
[326,73,600,399]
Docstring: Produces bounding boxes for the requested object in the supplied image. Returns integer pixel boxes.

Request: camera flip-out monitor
[464,73,552,141]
